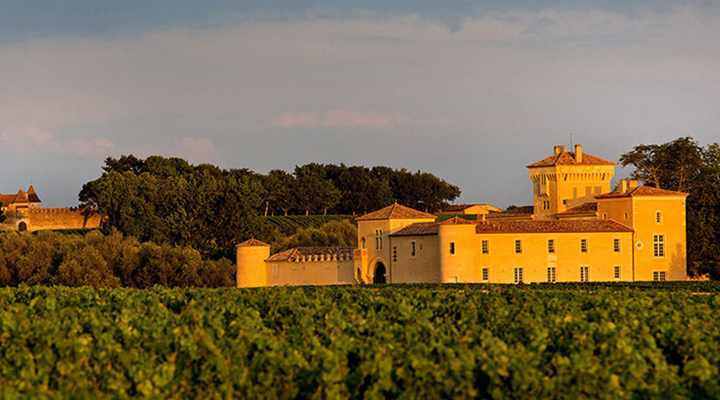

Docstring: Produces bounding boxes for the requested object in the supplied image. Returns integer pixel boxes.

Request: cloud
[272,107,451,129]
[1,125,115,161]
[272,112,320,127]
[65,138,116,160]
[1,126,53,152]
[172,137,223,165]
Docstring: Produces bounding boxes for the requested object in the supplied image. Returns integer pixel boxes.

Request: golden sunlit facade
[237,145,687,287]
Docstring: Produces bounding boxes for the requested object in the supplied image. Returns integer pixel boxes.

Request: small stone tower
[236,239,271,288]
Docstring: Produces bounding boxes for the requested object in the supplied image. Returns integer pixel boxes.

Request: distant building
[237,144,687,286]
[439,204,503,215]
[0,186,102,232]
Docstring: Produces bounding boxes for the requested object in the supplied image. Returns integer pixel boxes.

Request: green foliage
[271,220,358,253]
[261,215,354,234]
[2,284,720,398]
[81,156,461,258]
[620,137,720,277]
[81,156,264,258]
[0,231,234,288]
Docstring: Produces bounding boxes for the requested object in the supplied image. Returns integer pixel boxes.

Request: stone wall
[0,208,104,231]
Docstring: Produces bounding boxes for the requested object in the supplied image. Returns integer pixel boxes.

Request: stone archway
[373,262,387,284]
[17,221,27,232]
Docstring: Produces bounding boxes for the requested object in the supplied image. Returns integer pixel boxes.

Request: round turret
[236,239,271,288]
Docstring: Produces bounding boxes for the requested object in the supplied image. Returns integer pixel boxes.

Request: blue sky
[1,1,719,208]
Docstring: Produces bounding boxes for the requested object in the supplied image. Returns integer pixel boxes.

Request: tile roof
[440,216,477,225]
[391,219,632,236]
[486,205,534,219]
[474,219,632,234]
[356,203,436,221]
[236,238,271,247]
[0,194,17,207]
[390,222,439,236]
[266,246,356,262]
[13,189,28,203]
[595,185,688,199]
[27,186,41,203]
[526,151,616,168]
[0,187,40,206]
[556,202,598,215]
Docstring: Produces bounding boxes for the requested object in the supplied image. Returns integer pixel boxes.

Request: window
[653,235,665,257]
[361,237,366,249]
[547,239,555,254]
[481,240,489,254]
[375,230,383,250]
[563,199,567,206]
[514,267,524,284]
[580,238,588,253]
[410,241,416,257]
[613,238,621,253]
[653,271,667,281]
[547,267,556,283]
[656,211,663,225]
[482,268,489,281]
[273,264,278,275]
[624,212,628,220]
[603,213,608,220]
[614,265,621,280]
[514,239,523,254]
[450,242,455,254]
[580,266,589,282]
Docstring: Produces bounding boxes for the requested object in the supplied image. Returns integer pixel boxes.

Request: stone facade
[0,186,102,231]
[236,144,688,286]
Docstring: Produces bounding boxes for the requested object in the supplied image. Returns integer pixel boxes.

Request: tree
[262,170,295,216]
[619,137,703,192]
[293,164,340,215]
[620,137,720,277]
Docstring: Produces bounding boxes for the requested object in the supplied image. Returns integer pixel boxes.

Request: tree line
[0,230,233,288]
[620,137,720,278]
[79,155,460,258]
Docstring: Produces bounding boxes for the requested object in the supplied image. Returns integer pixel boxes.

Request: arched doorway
[373,262,387,284]
[18,222,27,232]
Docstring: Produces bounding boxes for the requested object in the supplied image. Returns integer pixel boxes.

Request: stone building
[237,144,688,286]
[0,186,102,232]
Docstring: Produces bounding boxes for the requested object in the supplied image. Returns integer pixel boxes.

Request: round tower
[236,239,271,288]
[438,217,479,283]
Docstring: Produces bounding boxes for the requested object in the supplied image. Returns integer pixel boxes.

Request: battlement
[17,207,103,231]
[32,206,83,213]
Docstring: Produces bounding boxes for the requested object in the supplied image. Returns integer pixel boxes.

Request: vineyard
[2,284,720,398]
[261,215,354,234]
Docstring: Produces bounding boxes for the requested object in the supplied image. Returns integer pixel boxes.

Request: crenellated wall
[22,207,103,231]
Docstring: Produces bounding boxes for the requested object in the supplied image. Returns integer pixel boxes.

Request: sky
[1,1,719,208]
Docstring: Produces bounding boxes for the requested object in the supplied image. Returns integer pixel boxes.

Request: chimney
[554,145,567,155]
[574,144,583,163]
[629,180,638,189]
[619,179,627,193]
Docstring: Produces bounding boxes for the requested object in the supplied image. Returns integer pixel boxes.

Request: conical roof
[14,189,28,203]
[236,238,271,247]
[27,186,41,203]
[356,203,436,221]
